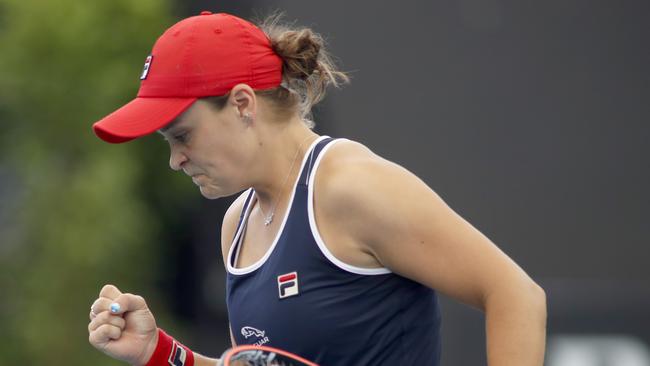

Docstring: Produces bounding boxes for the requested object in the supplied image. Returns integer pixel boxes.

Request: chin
[199,185,238,200]
[199,187,223,200]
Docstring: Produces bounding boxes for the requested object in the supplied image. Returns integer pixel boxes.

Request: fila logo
[168,340,187,366]
[278,271,299,299]
[140,55,153,80]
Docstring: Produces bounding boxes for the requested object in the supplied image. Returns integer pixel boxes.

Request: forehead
[157,99,216,134]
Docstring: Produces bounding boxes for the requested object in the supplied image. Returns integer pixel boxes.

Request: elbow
[527,280,547,324]
[487,276,547,320]
[533,281,546,310]
[481,272,548,328]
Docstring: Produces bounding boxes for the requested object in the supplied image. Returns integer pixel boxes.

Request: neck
[250,118,319,216]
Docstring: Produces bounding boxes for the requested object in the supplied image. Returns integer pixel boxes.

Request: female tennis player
[87,11,546,366]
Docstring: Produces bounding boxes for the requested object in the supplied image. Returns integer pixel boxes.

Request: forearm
[193,353,220,366]
[485,281,547,366]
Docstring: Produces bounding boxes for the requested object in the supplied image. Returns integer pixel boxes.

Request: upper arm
[318,141,538,309]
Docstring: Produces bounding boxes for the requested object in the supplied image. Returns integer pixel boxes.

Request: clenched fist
[88,284,158,366]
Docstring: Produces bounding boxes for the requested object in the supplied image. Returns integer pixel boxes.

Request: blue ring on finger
[110,303,121,313]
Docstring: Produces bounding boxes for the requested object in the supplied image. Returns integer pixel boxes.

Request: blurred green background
[0,0,203,364]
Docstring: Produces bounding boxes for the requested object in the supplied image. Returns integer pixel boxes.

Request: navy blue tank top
[226,136,441,365]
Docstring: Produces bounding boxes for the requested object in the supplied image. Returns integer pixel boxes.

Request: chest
[233,195,379,271]
[234,211,280,268]
[226,258,400,358]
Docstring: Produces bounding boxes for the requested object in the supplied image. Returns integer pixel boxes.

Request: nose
[169,146,188,171]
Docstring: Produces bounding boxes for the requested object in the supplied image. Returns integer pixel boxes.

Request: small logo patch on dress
[241,326,270,346]
[277,271,299,299]
[241,326,265,339]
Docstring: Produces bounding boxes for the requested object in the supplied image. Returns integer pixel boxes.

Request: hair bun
[273,29,322,80]
[257,12,349,122]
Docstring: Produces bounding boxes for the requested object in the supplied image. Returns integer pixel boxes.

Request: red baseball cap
[92,11,283,143]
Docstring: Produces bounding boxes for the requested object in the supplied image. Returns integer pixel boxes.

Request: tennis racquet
[219,344,319,366]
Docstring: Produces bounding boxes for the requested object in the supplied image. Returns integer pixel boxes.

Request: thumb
[109,293,148,315]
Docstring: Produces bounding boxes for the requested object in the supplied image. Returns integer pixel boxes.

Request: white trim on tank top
[230,187,254,269]
[307,138,392,275]
[227,135,330,276]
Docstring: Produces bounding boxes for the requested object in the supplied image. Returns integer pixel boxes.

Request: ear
[228,84,257,120]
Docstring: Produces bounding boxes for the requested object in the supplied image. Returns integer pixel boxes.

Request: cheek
[199,129,257,181]
[216,140,254,171]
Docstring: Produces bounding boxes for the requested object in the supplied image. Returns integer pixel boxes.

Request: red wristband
[145,328,195,366]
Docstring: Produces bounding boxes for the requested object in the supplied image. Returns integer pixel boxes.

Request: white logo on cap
[140,55,153,80]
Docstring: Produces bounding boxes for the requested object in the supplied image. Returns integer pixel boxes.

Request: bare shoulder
[317,139,426,208]
[315,139,375,211]
[315,139,431,246]
[317,139,398,190]
[220,190,251,267]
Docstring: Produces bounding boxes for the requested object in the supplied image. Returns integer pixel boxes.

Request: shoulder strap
[297,137,334,187]
[231,188,255,243]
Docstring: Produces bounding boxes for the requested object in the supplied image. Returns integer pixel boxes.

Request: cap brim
[92,97,198,143]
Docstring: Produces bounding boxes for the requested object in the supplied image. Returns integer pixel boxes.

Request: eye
[173,132,189,143]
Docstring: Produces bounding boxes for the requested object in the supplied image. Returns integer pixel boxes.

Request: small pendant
[264,213,274,226]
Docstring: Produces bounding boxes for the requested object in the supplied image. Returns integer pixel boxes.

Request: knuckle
[89,329,102,344]
[100,311,112,320]
[112,316,126,329]
[103,298,114,309]
[92,313,106,327]
[97,324,112,337]
[102,324,121,339]
[100,284,115,294]
[88,317,101,333]
[92,298,107,311]
[100,284,122,299]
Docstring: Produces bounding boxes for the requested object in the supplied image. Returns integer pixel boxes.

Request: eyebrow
[157,117,183,134]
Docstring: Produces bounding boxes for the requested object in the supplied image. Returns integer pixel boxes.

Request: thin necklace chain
[259,135,315,226]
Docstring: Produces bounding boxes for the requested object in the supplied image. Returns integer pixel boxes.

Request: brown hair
[203,12,349,128]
